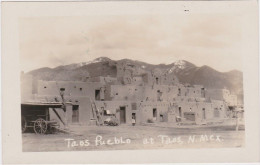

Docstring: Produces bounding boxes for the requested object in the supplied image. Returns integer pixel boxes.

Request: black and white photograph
[19,6,246,152]
[1,1,260,164]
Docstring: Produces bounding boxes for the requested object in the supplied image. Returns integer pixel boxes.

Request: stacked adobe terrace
[21,58,242,126]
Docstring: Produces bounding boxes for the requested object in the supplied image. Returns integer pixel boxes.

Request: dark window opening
[156,77,159,84]
[178,107,182,117]
[72,105,79,123]
[44,86,47,89]
[79,88,82,91]
[60,88,65,91]
[120,106,126,124]
[95,90,101,100]
[153,108,157,119]
[116,93,118,95]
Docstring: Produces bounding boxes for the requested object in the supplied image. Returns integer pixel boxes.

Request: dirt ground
[22,124,245,152]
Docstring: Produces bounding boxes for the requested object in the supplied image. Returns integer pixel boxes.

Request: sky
[19,3,253,73]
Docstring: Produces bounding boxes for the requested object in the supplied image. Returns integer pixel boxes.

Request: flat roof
[21,101,72,107]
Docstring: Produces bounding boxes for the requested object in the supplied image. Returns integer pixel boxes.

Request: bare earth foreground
[23,124,245,152]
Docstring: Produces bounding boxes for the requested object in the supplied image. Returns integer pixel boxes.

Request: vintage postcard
[1,1,260,164]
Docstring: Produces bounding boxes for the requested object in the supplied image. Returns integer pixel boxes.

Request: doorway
[120,106,126,124]
[132,113,136,121]
[95,90,101,100]
[184,112,195,121]
[160,114,164,122]
[72,105,79,123]
[153,108,157,120]
[178,107,182,117]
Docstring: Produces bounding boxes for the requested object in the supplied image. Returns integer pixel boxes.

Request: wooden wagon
[21,102,66,134]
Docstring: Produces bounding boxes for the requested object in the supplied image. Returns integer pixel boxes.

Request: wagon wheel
[34,118,48,134]
[21,116,27,133]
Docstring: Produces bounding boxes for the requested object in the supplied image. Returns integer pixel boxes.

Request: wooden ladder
[90,99,104,126]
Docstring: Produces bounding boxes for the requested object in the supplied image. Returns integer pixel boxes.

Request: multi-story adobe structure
[21,60,240,127]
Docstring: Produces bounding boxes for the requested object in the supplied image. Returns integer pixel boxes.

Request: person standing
[132,116,136,126]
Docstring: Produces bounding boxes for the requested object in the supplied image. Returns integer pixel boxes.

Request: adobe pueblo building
[21,59,242,128]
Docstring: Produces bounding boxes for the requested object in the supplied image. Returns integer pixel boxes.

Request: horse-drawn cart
[21,102,66,134]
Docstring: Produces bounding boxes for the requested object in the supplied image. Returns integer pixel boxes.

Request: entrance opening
[120,106,126,124]
[132,113,136,120]
[184,112,195,121]
[95,90,101,100]
[178,107,182,117]
[202,108,206,119]
[72,105,79,123]
[160,114,164,122]
[153,108,157,120]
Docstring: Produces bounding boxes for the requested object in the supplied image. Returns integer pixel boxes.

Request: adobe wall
[226,94,238,106]
[37,80,105,101]
[131,76,144,86]
[205,89,225,100]
[95,101,141,124]
[177,100,227,124]
[36,94,93,125]
[49,104,73,128]
[116,61,146,79]
[23,68,237,126]
[141,73,151,85]
[206,89,238,106]
[139,101,170,123]
[88,76,117,84]
[136,99,227,125]
[160,74,179,85]
[143,85,179,101]
[110,85,145,101]
[186,86,203,98]
[77,97,93,125]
